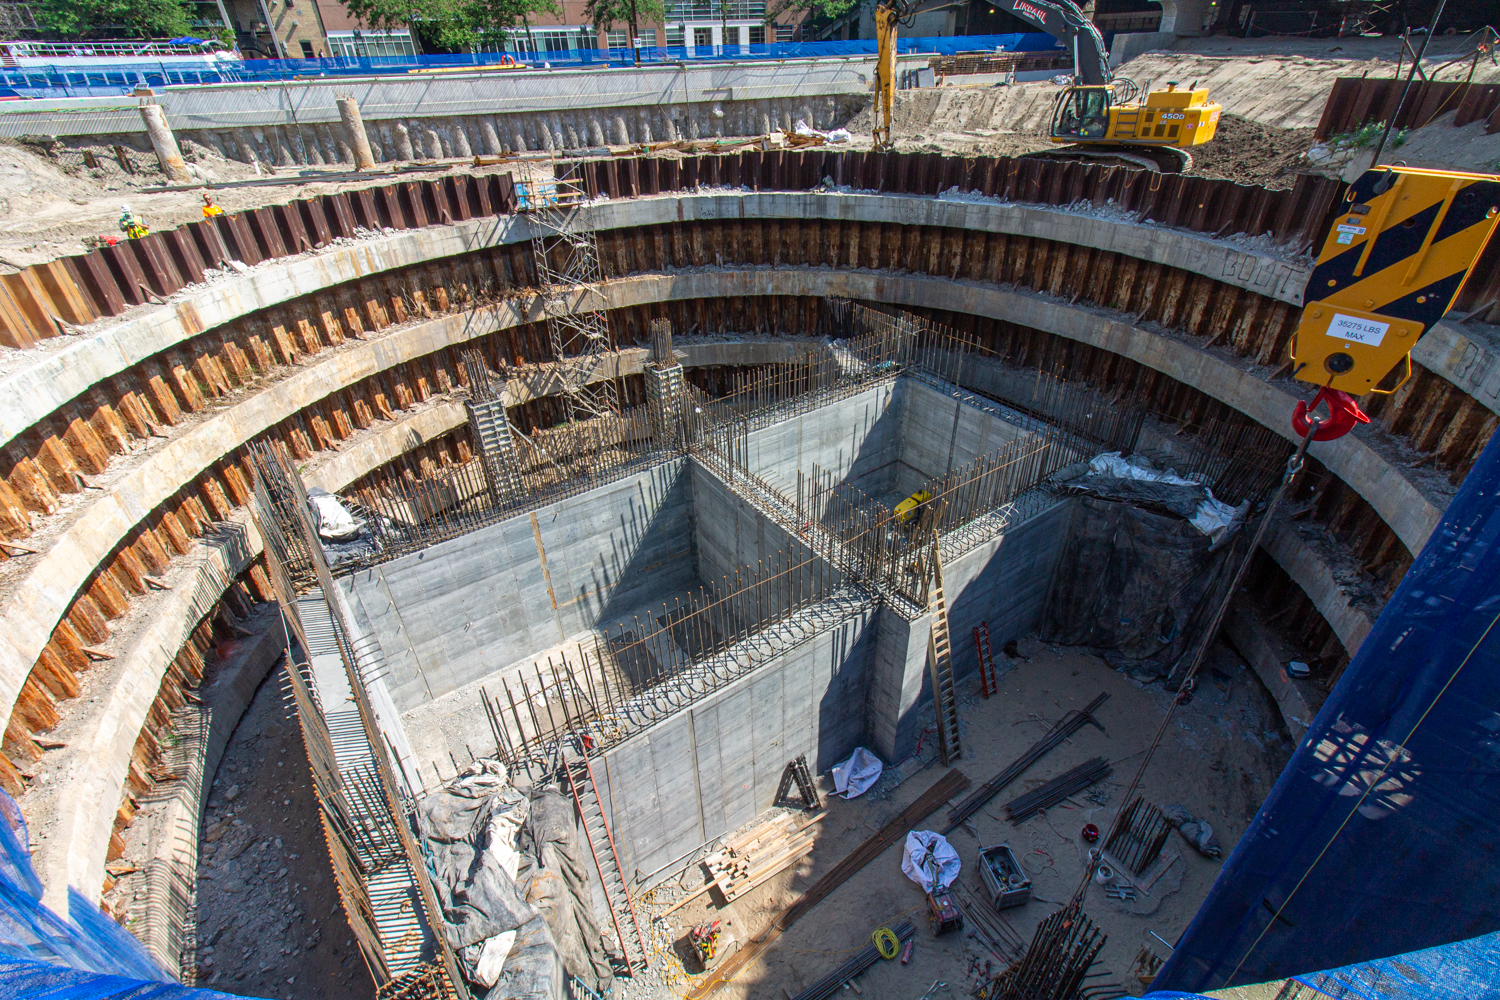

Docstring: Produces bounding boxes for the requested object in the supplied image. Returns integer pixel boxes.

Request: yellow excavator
[872,0,1220,171]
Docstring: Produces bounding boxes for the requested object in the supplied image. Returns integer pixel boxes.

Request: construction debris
[685,768,971,999]
[662,810,826,917]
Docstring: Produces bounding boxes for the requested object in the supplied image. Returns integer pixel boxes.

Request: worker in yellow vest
[118,205,149,240]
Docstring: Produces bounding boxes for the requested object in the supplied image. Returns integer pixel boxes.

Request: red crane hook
[1291,386,1370,441]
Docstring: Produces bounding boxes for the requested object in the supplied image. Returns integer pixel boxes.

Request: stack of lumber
[664,811,825,917]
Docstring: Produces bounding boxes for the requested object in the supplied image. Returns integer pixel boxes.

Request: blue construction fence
[0,32,1062,98]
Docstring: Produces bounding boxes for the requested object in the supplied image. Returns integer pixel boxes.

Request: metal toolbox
[978,843,1033,910]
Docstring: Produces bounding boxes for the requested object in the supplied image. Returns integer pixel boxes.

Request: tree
[37,0,193,38]
[764,0,858,39]
[342,0,558,53]
[584,0,665,63]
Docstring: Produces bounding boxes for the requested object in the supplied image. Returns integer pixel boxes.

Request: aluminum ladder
[926,538,962,766]
[567,755,649,974]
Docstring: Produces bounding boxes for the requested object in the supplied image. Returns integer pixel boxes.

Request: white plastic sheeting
[306,487,362,541]
[902,831,961,893]
[1087,452,1243,541]
[831,747,884,799]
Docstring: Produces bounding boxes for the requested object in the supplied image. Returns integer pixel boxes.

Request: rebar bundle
[1103,797,1173,877]
[993,901,1106,1000]
[943,693,1108,835]
[1005,758,1113,825]
[788,920,916,1000]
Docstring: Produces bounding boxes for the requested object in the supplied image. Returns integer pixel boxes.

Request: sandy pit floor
[626,638,1293,1000]
[188,631,1292,1000]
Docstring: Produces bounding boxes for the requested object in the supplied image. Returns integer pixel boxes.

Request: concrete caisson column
[138,103,191,183]
[393,122,416,160]
[479,117,502,155]
[452,121,473,158]
[336,96,377,170]
[1157,0,1212,33]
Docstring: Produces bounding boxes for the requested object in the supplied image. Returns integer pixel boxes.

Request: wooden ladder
[925,536,962,766]
[567,756,649,974]
[974,621,997,699]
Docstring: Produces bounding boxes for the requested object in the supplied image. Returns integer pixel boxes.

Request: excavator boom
[990,0,1110,85]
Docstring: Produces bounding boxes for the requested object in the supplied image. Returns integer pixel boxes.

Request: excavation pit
[334,369,1082,877]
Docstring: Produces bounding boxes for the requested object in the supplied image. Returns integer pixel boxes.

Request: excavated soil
[1189,114,1318,188]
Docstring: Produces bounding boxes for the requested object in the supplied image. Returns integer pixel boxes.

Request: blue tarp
[1154,417,1500,991]
[0,789,269,998]
[1146,928,1500,999]
[0,955,261,1000]
[0,33,1063,98]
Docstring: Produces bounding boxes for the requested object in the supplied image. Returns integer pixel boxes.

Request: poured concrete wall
[744,381,902,501]
[594,600,876,879]
[865,498,1072,760]
[342,460,694,711]
[691,459,829,592]
[895,379,1038,496]
[942,498,1073,677]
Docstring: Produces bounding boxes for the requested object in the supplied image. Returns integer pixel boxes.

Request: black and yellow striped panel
[1294,167,1500,393]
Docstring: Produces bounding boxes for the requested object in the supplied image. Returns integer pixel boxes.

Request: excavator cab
[1051,86,1112,140]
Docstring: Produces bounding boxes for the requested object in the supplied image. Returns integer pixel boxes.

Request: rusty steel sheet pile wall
[0,152,1354,352]
[567,150,1347,250]
[0,173,522,350]
[1314,76,1500,140]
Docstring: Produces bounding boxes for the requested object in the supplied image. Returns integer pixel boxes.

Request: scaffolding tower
[527,185,620,423]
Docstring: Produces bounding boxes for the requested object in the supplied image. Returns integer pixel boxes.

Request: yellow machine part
[894,490,932,523]
[1051,84,1221,150]
[1292,166,1500,394]
[871,2,901,150]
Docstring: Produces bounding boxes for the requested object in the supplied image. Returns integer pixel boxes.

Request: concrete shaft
[336,96,377,171]
[138,103,190,184]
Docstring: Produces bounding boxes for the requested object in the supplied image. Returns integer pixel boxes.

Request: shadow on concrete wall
[593,463,698,625]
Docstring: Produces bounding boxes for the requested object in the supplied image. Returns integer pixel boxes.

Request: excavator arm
[990,0,1110,85]
[872,0,905,150]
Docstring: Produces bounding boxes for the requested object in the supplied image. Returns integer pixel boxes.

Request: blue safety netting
[0,787,265,998]
[0,33,1062,98]
[1146,927,1500,999]
[0,954,259,1000]
[1153,422,1500,992]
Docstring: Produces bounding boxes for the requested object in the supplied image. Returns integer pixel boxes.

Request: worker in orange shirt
[201,193,225,219]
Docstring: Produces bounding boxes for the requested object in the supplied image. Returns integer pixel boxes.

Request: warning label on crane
[1326,313,1389,347]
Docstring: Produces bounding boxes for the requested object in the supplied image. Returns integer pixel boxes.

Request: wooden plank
[685,768,969,1000]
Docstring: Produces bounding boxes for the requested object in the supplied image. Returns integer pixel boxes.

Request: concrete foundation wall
[895,379,1037,497]
[942,497,1073,678]
[744,381,902,501]
[594,600,876,879]
[691,459,825,593]
[865,497,1071,760]
[343,460,694,711]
